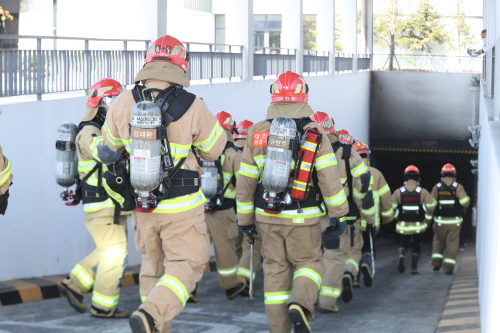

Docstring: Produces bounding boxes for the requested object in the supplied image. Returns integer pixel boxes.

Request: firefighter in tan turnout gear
[233,119,263,289]
[202,111,246,299]
[353,141,393,286]
[309,113,374,313]
[431,164,470,274]
[59,78,131,318]
[391,165,436,274]
[102,35,226,333]
[0,145,13,216]
[236,72,349,333]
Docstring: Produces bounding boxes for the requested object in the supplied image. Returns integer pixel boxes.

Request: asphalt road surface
[0,239,458,333]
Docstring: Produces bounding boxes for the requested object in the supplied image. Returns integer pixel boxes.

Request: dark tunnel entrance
[371,149,478,245]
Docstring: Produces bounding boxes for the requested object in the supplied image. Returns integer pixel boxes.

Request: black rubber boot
[341,272,354,303]
[59,282,86,313]
[91,305,130,318]
[360,253,373,287]
[397,248,406,274]
[288,303,311,333]
[129,309,155,333]
[226,280,247,300]
[187,283,199,303]
[354,264,361,288]
[411,253,419,274]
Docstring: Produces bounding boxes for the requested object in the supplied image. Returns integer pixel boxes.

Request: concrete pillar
[360,0,367,55]
[366,0,374,69]
[157,0,167,38]
[225,0,253,81]
[486,0,495,97]
[344,0,357,73]
[317,0,335,74]
[495,0,500,120]
[282,0,303,75]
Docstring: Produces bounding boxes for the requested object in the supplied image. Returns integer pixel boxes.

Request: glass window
[215,14,225,51]
[303,14,317,50]
[254,31,265,48]
[254,15,282,50]
[267,15,282,29]
[254,14,266,30]
[269,31,281,48]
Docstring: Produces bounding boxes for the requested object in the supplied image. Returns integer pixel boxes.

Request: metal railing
[492,47,495,98]
[372,54,483,73]
[0,35,149,98]
[357,54,371,71]
[303,50,329,74]
[254,47,296,77]
[184,42,242,81]
[335,53,353,72]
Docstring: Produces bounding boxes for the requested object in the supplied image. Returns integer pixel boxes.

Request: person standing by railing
[468,30,487,57]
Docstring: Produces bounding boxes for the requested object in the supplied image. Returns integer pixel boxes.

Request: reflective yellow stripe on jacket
[0,160,12,187]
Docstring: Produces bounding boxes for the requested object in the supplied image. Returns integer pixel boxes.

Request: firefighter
[309,114,374,312]
[203,111,247,299]
[58,79,130,318]
[0,145,13,216]
[236,74,349,333]
[431,164,470,274]
[102,35,227,333]
[233,119,262,290]
[391,165,436,274]
[353,141,393,287]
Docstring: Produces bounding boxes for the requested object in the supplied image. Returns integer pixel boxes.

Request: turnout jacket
[391,179,436,235]
[327,133,375,227]
[219,129,240,201]
[103,79,226,219]
[361,159,393,229]
[431,176,470,226]
[236,102,349,226]
[0,145,13,194]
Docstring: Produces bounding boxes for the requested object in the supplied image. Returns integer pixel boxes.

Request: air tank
[262,116,297,198]
[129,101,163,210]
[200,159,219,199]
[55,122,78,188]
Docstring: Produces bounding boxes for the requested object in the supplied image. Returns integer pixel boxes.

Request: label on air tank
[270,126,295,138]
[56,133,72,141]
[130,115,162,126]
[132,149,161,174]
[268,160,289,178]
[56,162,73,175]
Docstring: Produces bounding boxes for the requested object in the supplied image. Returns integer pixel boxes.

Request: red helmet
[234,119,254,139]
[441,163,457,175]
[271,71,309,103]
[145,35,189,73]
[337,129,354,146]
[86,78,123,108]
[353,141,370,155]
[215,111,237,133]
[310,111,335,134]
[404,165,420,176]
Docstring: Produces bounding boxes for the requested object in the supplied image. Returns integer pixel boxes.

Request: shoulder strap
[77,121,102,134]
[331,141,342,153]
[224,141,239,153]
[344,145,353,202]
[294,117,314,134]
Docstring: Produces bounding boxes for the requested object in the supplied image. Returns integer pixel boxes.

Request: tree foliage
[449,0,474,52]
[0,6,14,22]
[401,0,450,53]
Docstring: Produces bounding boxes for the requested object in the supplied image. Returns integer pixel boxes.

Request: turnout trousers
[432,223,461,273]
[235,218,262,283]
[134,207,210,333]
[260,222,324,333]
[318,216,351,311]
[64,215,128,315]
[205,208,241,289]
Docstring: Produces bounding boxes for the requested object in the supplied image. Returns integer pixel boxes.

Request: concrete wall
[476,84,500,333]
[370,71,476,141]
[0,72,370,281]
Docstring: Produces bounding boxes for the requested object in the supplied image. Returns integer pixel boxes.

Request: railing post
[36,38,42,101]
[85,39,90,94]
[209,44,213,84]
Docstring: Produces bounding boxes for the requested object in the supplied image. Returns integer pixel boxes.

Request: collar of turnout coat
[224,129,235,143]
[82,105,99,122]
[266,102,314,120]
[135,62,190,87]
[327,132,340,143]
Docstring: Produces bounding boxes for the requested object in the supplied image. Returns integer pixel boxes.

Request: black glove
[323,217,347,250]
[239,224,257,237]
[0,190,10,215]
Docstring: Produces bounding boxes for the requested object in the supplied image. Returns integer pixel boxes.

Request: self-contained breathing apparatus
[201,142,239,212]
[129,84,199,212]
[435,181,463,217]
[398,186,425,222]
[257,116,323,214]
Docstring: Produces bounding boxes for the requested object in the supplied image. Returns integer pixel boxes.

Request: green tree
[449,0,474,53]
[373,0,407,70]
[401,0,450,54]
[335,16,343,51]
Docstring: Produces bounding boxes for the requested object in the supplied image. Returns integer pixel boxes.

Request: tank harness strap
[342,144,354,202]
